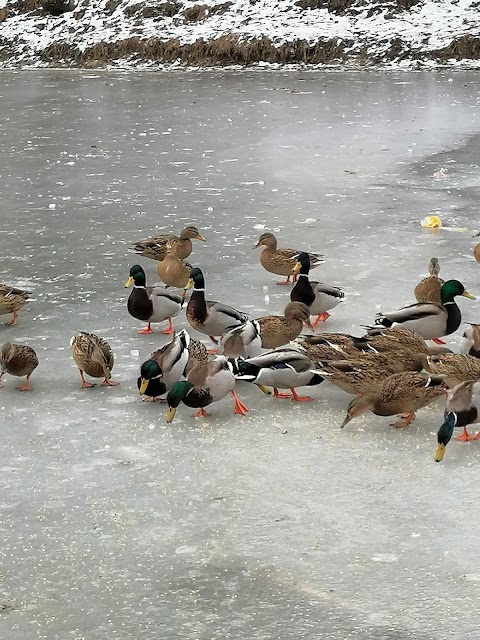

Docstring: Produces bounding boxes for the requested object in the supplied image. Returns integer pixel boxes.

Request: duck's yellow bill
[125,276,134,288]
[166,407,176,424]
[184,278,194,291]
[257,384,272,395]
[139,378,148,395]
[434,443,446,462]
[292,261,302,275]
[463,291,476,300]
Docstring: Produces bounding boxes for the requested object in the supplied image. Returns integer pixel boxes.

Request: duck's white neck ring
[134,285,146,289]
[193,287,205,292]
[151,374,162,380]
[298,273,309,278]
[443,301,455,305]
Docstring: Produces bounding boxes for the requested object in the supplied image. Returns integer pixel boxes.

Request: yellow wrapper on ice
[421,215,442,228]
[420,214,469,232]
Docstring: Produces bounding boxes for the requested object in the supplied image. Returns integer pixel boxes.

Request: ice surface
[0,69,480,639]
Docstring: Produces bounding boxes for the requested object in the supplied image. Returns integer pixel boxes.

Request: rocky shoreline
[1,0,480,68]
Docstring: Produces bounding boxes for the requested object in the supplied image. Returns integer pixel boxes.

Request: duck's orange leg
[80,371,95,388]
[232,390,248,415]
[276,275,292,286]
[208,336,219,354]
[273,388,293,399]
[455,426,475,442]
[16,374,32,391]
[390,411,415,428]
[102,378,119,387]
[192,408,210,418]
[290,388,312,402]
[432,338,446,345]
[312,312,330,327]
[162,318,174,335]
[138,322,153,335]
[6,310,17,326]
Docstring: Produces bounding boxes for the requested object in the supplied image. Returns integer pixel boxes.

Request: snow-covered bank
[1,0,480,68]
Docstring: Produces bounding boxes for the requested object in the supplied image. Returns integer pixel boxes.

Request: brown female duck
[0,342,38,391]
[132,225,205,261]
[256,302,313,349]
[253,232,324,285]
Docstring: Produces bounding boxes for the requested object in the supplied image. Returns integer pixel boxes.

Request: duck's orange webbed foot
[102,379,120,387]
[232,390,249,415]
[390,411,415,428]
[290,388,312,402]
[455,426,475,442]
[138,323,153,335]
[192,408,210,418]
[162,318,174,335]
[312,312,330,327]
[273,388,293,399]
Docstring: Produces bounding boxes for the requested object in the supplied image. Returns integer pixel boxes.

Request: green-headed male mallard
[132,225,205,261]
[375,280,475,344]
[186,267,249,348]
[125,264,184,335]
[435,381,480,461]
[138,329,208,401]
[71,331,119,388]
[233,347,324,401]
[253,232,324,285]
[166,356,248,422]
[291,252,345,325]
[0,342,38,391]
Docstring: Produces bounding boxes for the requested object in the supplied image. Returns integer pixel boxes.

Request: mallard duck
[414,257,444,304]
[138,329,207,400]
[166,356,248,422]
[233,348,324,401]
[340,372,448,429]
[460,324,480,359]
[186,267,249,347]
[435,381,480,461]
[70,331,118,388]
[125,264,183,335]
[156,239,192,290]
[0,285,30,326]
[220,320,262,358]
[312,352,404,396]
[0,342,38,391]
[295,336,354,362]
[375,280,475,344]
[257,302,313,350]
[424,352,480,389]
[253,232,324,285]
[291,252,345,325]
[132,225,205,261]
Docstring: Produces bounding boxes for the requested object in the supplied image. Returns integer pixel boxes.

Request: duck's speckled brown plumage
[257,302,311,349]
[132,225,205,262]
[414,258,444,304]
[254,232,323,278]
[0,342,38,390]
[156,239,192,288]
[0,285,31,325]
[425,353,480,388]
[71,331,115,381]
[314,352,404,396]
[340,372,448,429]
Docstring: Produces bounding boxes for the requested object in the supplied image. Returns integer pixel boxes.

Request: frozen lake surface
[1,69,480,639]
